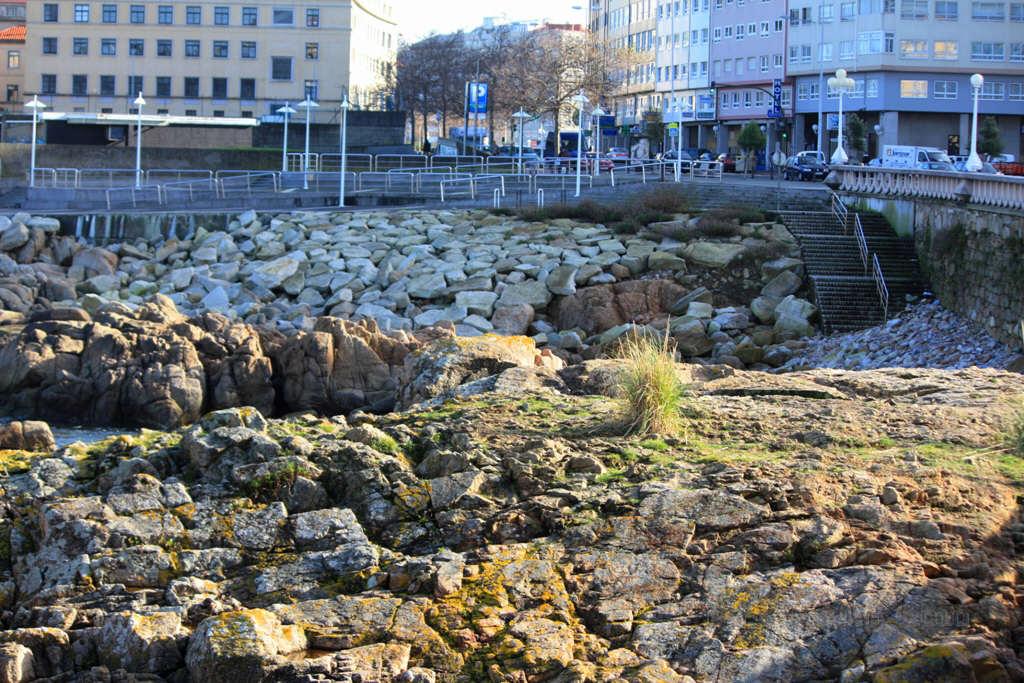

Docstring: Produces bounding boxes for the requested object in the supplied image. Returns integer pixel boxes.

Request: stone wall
[0,143,281,177]
[914,202,1024,349]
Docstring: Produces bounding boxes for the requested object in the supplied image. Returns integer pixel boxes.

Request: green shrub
[695,218,742,238]
[617,329,687,437]
[739,241,792,265]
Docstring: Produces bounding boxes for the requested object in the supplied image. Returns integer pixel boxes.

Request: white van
[882,146,955,171]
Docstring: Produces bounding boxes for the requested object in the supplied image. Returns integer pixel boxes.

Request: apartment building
[0,0,24,111]
[786,0,1024,158]
[709,0,792,154]
[656,0,716,147]
[589,0,658,125]
[24,0,397,121]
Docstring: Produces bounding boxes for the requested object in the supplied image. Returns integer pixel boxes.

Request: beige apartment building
[24,0,397,120]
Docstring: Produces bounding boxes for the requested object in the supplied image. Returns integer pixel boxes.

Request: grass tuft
[616,328,688,437]
[1004,397,1024,456]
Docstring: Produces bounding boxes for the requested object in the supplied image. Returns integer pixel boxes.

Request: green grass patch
[595,469,627,484]
[617,330,688,437]
[1003,397,1024,457]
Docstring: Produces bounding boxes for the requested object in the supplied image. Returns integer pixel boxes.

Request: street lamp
[827,68,855,165]
[673,101,684,182]
[571,90,589,197]
[512,108,531,174]
[537,126,546,157]
[339,95,350,208]
[297,96,319,190]
[591,105,605,176]
[25,95,46,188]
[966,73,984,172]
[277,103,297,173]
[133,92,146,189]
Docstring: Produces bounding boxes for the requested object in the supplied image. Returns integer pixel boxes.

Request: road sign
[468,82,488,114]
[769,78,783,118]
[767,110,783,119]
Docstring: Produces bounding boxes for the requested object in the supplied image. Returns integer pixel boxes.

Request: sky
[396,0,587,41]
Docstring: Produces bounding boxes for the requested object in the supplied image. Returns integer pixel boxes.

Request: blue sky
[398,0,587,40]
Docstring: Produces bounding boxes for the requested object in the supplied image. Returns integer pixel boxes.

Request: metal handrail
[831,191,849,233]
[872,253,890,321]
[854,213,870,274]
[146,169,214,184]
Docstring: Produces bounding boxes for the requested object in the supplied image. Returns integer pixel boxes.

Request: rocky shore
[1,343,1022,682]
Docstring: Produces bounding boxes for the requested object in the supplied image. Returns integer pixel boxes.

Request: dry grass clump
[617,330,687,437]
[1004,397,1024,456]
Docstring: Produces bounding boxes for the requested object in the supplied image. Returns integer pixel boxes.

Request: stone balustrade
[830,166,1024,212]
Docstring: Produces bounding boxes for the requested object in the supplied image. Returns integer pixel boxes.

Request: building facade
[24,0,397,120]
[656,0,716,147]
[786,0,1023,158]
[589,0,658,125]
[0,0,24,111]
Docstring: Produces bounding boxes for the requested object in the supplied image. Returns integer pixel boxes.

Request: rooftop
[0,25,25,42]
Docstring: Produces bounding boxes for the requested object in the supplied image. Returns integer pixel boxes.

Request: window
[840,39,855,59]
[129,39,144,56]
[185,40,200,57]
[184,77,199,98]
[43,4,59,22]
[272,56,293,80]
[157,39,171,56]
[6,50,18,69]
[306,8,320,26]
[156,76,171,97]
[744,91,752,107]
[185,109,197,116]
[821,3,836,20]
[971,41,1005,59]
[1012,42,1024,61]
[73,37,88,55]
[215,6,229,24]
[41,74,57,94]
[760,55,769,71]
[241,41,257,59]
[980,81,1005,98]
[273,7,294,24]
[186,6,201,24]
[736,24,745,38]
[102,4,117,22]
[128,75,143,96]
[212,77,228,99]
[158,5,173,23]
[130,5,145,23]
[242,6,258,24]
[935,0,959,16]
[1008,82,1023,99]
[934,79,958,98]
[841,0,856,18]
[42,37,57,55]
[1012,2,1024,18]
[306,42,319,60]
[900,39,929,57]
[900,79,928,97]
[821,42,834,60]
[858,31,885,53]
[100,75,115,96]
[774,53,784,67]
[971,1,1005,18]
[867,78,879,97]
[74,3,90,22]
[213,40,228,58]
[901,0,930,15]
[70,74,86,96]
[933,40,958,59]
[713,27,722,41]
[101,38,116,55]
[240,78,256,100]
[774,17,785,30]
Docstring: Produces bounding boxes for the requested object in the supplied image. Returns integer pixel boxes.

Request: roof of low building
[0,25,26,42]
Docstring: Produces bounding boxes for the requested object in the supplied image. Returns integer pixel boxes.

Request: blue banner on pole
[468,83,488,114]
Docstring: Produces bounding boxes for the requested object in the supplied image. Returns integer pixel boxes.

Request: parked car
[952,159,1003,174]
[716,153,736,172]
[605,147,630,160]
[783,154,830,181]
[881,145,955,171]
[662,149,712,162]
[585,152,615,172]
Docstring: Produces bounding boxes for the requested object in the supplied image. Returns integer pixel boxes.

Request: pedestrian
[422,139,432,155]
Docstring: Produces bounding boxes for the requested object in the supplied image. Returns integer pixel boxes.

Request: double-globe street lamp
[966,73,985,172]
[134,92,146,189]
[297,96,319,190]
[827,68,855,165]
[512,108,531,175]
[25,95,46,188]
[572,90,589,197]
[277,103,297,173]
[591,106,606,177]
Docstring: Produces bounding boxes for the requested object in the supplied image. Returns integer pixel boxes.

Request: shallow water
[1,418,135,448]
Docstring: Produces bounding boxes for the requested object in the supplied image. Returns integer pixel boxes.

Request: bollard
[493,188,501,208]
[537,189,545,207]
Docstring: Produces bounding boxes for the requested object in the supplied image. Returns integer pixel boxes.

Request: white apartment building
[655,0,714,146]
[25,0,397,119]
[589,0,658,124]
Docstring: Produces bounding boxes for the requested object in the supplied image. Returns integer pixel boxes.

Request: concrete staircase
[778,209,925,333]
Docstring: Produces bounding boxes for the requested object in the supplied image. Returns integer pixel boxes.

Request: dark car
[783,155,829,181]
[716,153,736,172]
[663,148,712,162]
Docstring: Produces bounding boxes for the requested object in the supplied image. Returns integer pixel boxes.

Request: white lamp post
[297,96,319,190]
[338,95,350,208]
[827,68,855,165]
[966,73,984,172]
[25,95,46,188]
[591,106,605,176]
[673,102,684,182]
[512,108,530,174]
[572,90,589,197]
[277,103,297,173]
[537,125,546,157]
[133,92,146,189]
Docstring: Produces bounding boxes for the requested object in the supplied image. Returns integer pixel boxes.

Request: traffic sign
[767,109,783,119]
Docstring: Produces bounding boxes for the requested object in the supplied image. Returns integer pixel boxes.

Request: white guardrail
[833,165,1024,212]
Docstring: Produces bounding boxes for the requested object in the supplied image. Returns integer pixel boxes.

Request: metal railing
[439,176,476,202]
[79,168,140,187]
[831,191,850,233]
[104,185,161,210]
[318,153,373,173]
[854,213,869,273]
[375,154,427,171]
[146,169,214,184]
[872,253,890,321]
[432,155,483,169]
[833,165,1024,212]
[286,152,318,172]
